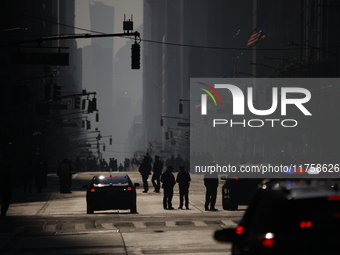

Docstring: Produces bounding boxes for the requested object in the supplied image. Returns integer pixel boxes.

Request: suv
[215,180,340,255]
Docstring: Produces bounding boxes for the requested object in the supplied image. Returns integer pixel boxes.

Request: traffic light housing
[53,84,61,100]
[74,97,81,109]
[86,120,91,130]
[131,42,140,69]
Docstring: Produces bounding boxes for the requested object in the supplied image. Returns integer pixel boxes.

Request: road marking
[221,220,237,227]
[45,225,57,232]
[192,221,208,227]
[132,221,147,228]
[101,223,115,229]
[165,221,177,227]
[75,223,86,231]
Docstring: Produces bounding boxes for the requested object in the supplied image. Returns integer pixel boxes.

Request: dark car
[84,173,139,214]
[221,176,261,210]
[215,180,340,255]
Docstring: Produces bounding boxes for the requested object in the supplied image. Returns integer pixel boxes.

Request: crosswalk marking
[193,221,208,227]
[45,225,56,232]
[133,221,146,228]
[221,220,237,227]
[75,223,86,231]
[101,223,115,229]
[165,221,177,227]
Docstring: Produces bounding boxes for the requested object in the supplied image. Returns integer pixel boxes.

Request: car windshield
[93,175,129,185]
[250,196,340,235]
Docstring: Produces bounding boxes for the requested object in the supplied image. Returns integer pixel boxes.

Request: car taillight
[300,221,312,228]
[235,226,244,235]
[262,233,274,248]
[90,188,96,192]
[126,186,133,191]
[262,238,274,248]
[327,195,340,201]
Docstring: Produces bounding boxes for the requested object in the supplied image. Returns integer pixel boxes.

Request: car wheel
[87,205,94,214]
[130,204,137,214]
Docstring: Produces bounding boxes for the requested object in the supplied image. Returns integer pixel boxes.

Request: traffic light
[103,145,106,151]
[179,103,183,114]
[165,131,169,140]
[86,120,91,130]
[109,136,112,145]
[96,112,99,122]
[74,97,81,109]
[53,84,61,100]
[131,42,140,69]
[82,99,86,110]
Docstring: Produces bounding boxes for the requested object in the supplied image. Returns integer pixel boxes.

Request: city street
[0,171,245,255]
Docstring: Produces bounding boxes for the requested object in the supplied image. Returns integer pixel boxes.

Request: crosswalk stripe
[133,221,146,228]
[45,225,56,232]
[75,223,86,231]
[192,221,208,227]
[221,220,237,227]
[165,221,177,227]
[101,223,115,229]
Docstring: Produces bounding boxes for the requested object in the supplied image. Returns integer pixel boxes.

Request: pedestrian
[204,172,219,211]
[161,166,176,210]
[176,166,191,209]
[139,156,152,193]
[0,160,12,216]
[57,158,74,193]
[118,163,124,172]
[151,155,163,193]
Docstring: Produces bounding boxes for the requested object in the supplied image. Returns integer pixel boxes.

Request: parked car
[215,180,340,254]
[83,173,139,214]
[221,176,262,210]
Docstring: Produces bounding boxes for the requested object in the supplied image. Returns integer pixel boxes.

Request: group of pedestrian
[139,154,219,211]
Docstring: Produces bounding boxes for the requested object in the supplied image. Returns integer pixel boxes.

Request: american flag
[246,23,266,47]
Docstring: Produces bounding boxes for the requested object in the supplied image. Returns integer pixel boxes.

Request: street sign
[11,52,69,66]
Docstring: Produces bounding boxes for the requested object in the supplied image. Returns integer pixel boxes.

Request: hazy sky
[74,0,144,163]
[75,0,143,56]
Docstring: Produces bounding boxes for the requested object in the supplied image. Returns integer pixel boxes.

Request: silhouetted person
[35,159,47,193]
[204,172,219,211]
[161,166,176,210]
[22,158,33,194]
[139,156,152,193]
[0,160,12,216]
[118,163,124,172]
[176,166,191,209]
[151,155,163,193]
[57,158,74,193]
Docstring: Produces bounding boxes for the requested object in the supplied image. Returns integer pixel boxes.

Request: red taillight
[300,221,312,228]
[262,238,274,248]
[126,186,133,191]
[327,195,340,201]
[235,226,244,235]
[335,213,340,218]
[90,188,96,192]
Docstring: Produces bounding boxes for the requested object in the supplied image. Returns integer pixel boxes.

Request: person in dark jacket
[139,156,152,193]
[204,172,219,211]
[176,166,191,209]
[161,166,176,209]
[57,158,74,193]
[151,155,163,193]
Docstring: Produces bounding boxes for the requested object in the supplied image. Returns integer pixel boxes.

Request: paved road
[1,171,246,254]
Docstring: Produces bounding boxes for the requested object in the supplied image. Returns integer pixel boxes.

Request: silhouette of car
[215,180,340,254]
[221,176,261,210]
[84,173,139,214]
